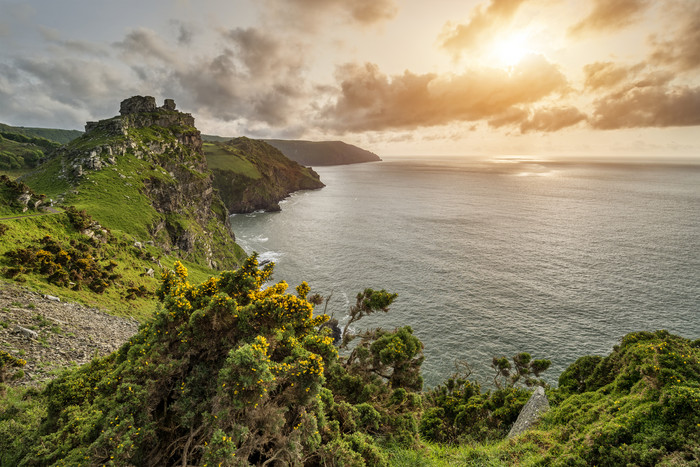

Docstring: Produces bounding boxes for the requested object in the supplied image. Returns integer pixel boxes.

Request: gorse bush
[0,254,425,466]
[539,330,700,466]
[3,235,119,292]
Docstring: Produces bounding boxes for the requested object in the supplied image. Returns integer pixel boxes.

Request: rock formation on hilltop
[29,96,245,269]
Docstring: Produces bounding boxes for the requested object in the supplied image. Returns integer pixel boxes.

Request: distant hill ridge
[263,139,381,166]
[0,122,83,145]
[203,135,380,166]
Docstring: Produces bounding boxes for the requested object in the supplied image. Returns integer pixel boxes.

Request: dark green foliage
[0,255,424,466]
[540,330,700,466]
[491,352,551,389]
[3,235,119,292]
[64,206,94,231]
[420,362,537,444]
[0,175,45,212]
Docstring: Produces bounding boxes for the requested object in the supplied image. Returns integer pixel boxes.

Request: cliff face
[28,96,245,269]
[205,137,325,213]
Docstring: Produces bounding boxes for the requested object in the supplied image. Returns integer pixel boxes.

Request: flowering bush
[1,254,423,466]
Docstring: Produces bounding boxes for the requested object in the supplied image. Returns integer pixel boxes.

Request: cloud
[114,28,179,64]
[170,20,195,46]
[39,27,110,56]
[223,27,303,77]
[259,0,398,30]
[649,1,700,72]
[591,83,700,129]
[583,61,647,90]
[568,0,650,37]
[319,54,569,132]
[519,106,588,132]
[439,0,527,57]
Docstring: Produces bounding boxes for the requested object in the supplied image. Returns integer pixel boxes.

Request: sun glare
[490,32,531,67]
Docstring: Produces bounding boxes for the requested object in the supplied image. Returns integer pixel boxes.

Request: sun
[489,32,531,67]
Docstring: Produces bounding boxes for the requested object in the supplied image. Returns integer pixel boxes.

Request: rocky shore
[0,282,139,386]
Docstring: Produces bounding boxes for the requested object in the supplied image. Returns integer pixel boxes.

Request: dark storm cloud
[568,0,650,37]
[439,0,527,58]
[319,54,569,132]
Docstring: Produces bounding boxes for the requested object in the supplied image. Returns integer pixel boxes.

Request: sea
[229,155,700,387]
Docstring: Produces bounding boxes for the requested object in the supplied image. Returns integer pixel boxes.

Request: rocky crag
[26,96,245,269]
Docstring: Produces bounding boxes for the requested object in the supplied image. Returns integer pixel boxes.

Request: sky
[0,0,699,158]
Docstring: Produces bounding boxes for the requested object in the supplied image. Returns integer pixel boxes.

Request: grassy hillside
[205,137,324,213]
[202,135,381,166]
[0,123,82,144]
[0,97,249,316]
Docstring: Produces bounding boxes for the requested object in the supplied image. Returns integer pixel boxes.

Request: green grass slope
[19,99,246,273]
[0,123,82,144]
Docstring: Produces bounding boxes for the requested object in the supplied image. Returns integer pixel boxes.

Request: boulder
[507,386,550,438]
[120,96,157,115]
[15,325,38,340]
[162,99,176,111]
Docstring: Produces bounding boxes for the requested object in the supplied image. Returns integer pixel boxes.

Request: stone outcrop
[52,96,240,269]
[508,386,550,438]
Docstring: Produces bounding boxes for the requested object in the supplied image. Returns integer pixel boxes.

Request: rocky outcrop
[508,386,550,438]
[46,96,242,269]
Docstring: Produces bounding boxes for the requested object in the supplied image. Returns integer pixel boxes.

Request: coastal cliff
[205,137,324,213]
[22,96,246,269]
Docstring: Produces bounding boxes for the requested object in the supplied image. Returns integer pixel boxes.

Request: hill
[0,96,250,318]
[202,135,381,166]
[0,123,82,145]
[205,137,324,213]
[263,139,381,166]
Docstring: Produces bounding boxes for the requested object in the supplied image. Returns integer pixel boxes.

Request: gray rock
[144,268,155,277]
[162,98,176,110]
[44,294,61,302]
[120,95,157,115]
[133,241,143,249]
[508,386,550,438]
[15,325,38,340]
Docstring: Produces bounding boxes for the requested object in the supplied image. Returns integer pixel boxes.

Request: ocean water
[229,156,700,387]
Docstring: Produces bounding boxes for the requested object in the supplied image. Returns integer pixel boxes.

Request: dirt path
[0,207,61,221]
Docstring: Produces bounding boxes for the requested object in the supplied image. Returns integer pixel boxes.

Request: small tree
[491,352,551,388]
